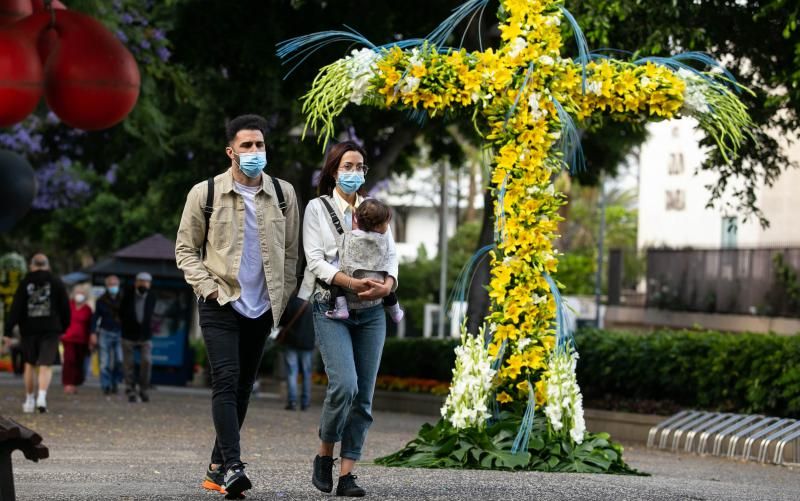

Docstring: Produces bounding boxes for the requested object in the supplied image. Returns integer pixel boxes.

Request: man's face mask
[233,150,267,178]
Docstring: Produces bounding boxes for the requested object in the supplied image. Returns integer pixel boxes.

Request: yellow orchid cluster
[552,60,686,120]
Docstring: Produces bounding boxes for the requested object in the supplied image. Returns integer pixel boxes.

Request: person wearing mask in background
[2,253,70,413]
[61,285,93,394]
[120,272,156,403]
[90,275,124,395]
[176,114,300,499]
[277,292,315,412]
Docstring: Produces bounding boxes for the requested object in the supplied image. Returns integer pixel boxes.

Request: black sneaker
[139,391,150,403]
[128,393,137,403]
[312,455,336,493]
[202,464,225,493]
[285,402,297,411]
[102,387,111,396]
[336,473,365,497]
[111,384,119,394]
[223,462,251,499]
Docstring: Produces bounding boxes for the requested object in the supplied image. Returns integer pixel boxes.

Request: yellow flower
[496,391,514,404]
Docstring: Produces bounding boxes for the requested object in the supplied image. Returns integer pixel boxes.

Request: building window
[668,153,684,175]
[665,190,685,211]
[721,216,737,248]
[393,208,408,243]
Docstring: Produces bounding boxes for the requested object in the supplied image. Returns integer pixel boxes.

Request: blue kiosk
[84,233,195,386]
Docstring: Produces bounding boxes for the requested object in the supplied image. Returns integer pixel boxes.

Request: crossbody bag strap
[319,196,344,235]
[201,176,214,259]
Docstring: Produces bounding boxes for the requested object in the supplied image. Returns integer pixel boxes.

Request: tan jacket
[175,168,299,325]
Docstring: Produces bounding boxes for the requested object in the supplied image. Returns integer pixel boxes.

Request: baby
[326,198,404,323]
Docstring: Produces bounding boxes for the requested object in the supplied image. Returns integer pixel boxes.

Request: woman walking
[299,141,398,497]
[61,285,93,394]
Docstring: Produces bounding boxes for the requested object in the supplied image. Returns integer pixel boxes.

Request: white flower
[408,48,423,67]
[344,48,379,104]
[544,15,561,27]
[543,350,586,444]
[441,325,497,430]
[677,69,711,114]
[528,92,548,120]
[586,79,603,95]
[538,55,555,66]
[400,76,421,94]
[516,337,532,352]
[508,37,528,59]
[640,76,652,88]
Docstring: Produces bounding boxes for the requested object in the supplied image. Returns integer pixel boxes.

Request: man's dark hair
[226,114,269,144]
[356,199,392,233]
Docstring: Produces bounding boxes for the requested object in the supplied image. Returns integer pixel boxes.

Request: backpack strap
[271,175,287,215]
[319,196,344,235]
[201,177,214,259]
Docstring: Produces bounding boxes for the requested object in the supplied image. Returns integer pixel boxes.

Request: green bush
[575,329,800,418]
[379,338,458,381]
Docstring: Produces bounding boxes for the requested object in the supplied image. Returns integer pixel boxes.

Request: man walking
[90,275,124,395]
[120,272,156,403]
[3,254,70,413]
[176,114,299,499]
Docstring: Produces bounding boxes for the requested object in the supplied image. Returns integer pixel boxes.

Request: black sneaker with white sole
[223,462,251,499]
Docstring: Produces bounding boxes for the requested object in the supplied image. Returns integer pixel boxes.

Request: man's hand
[0,336,9,356]
[89,333,98,351]
[206,290,219,300]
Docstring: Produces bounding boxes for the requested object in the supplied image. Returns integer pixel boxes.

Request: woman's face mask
[337,172,365,194]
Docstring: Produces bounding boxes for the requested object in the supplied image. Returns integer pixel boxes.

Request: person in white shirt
[299,141,398,497]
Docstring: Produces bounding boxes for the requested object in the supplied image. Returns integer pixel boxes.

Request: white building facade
[636,118,800,250]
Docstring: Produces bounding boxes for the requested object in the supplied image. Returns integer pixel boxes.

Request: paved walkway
[1,374,798,500]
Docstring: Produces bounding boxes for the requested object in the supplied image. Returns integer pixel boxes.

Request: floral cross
[279,0,751,444]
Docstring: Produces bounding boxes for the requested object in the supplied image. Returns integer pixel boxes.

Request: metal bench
[0,416,49,501]
[648,410,799,466]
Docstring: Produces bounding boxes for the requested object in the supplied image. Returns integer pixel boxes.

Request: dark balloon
[0,149,37,232]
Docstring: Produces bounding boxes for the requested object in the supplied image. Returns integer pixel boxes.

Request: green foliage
[556,252,596,295]
[374,413,641,474]
[575,328,800,418]
[773,253,800,312]
[556,181,642,293]
[380,338,458,381]
[399,221,482,336]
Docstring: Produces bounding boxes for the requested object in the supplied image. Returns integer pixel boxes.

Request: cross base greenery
[374,413,643,475]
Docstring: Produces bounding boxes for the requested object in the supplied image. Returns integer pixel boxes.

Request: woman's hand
[348,277,372,293]
[357,277,393,301]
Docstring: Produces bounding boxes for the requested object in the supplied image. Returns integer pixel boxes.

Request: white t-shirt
[231,182,271,318]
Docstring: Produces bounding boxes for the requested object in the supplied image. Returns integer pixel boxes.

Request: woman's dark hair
[356,199,392,232]
[226,114,268,144]
[318,140,368,196]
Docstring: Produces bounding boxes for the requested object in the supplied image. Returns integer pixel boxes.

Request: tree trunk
[466,188,495,335]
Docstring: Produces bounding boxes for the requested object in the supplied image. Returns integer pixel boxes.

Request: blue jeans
[313,299,386,461]
[98,329,123,390]
[284,348,313,408]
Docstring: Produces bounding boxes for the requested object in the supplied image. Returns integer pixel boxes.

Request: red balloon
[0,31,43,127]
[9,11,58,64]
[0,0,32,27]
[30,0,66,10]
[43,10,140,130]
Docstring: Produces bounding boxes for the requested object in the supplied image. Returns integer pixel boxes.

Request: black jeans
[199,299,272,467]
